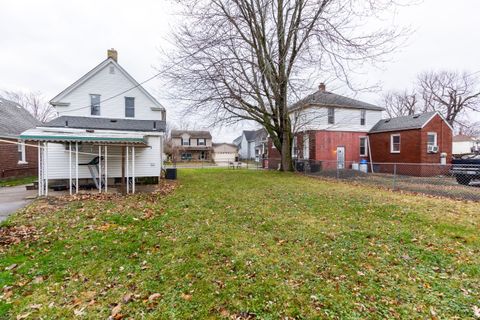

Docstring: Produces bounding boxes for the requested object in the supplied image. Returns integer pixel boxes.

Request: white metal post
[75,142,79,194]
[98,145,102,193]
[38,142,42,196]
[132,146,135,194]
[69,142,72,195]
[45,142,48,196]
[104,145,108,193]
[126,145,129,194]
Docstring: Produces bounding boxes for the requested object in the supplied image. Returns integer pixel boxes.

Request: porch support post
[104,145,108,193]
[132,146,135,194]
[69,142,72,195]
[121,147,125,194]
[45,142,48,196]
[75,142,79,194]
[126,145,130,194]
[98,145,102,193]
[38,141,42,196]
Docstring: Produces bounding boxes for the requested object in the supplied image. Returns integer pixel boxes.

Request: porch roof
[20,128,148,145]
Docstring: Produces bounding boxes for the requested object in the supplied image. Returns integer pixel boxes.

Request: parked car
[451,154,480,185]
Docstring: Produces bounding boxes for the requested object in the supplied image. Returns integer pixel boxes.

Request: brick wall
[0,138,38,179]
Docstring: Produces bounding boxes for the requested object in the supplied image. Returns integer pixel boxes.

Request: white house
[234,129,266,160]
[453,135,479,155]
[20,49,166,195]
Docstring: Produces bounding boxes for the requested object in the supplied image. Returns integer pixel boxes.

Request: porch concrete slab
[0,185,37,222]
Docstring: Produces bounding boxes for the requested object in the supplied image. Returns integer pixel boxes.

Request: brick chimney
[319,82,326,92]
[107,48,118,62]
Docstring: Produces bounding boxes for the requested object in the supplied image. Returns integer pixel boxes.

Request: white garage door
[214,152,236,165]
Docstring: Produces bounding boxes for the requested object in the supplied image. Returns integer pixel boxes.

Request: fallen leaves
[148,293,161,303]
[0,225,39,248]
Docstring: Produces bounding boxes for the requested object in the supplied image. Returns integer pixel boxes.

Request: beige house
[213,143,238,165]
[170,130,213,161]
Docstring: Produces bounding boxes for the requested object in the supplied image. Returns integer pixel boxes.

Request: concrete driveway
[0,185,37,222]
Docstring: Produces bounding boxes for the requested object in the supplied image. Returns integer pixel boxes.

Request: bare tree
[162,0,407,171]
[381,90,421,118]
[418,71,480,126]
[1,90,57,123]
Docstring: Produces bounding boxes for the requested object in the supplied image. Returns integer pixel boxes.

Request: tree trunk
[281,130,293,171]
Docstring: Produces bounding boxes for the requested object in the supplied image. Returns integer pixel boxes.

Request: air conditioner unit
[427,145,438,153]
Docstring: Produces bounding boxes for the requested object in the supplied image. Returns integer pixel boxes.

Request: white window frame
[327,107,335,125]
[18,140,27,164]
[427,132,437,148]
[181,138,190,146]
[360,109,366,126]
[359,137,368,156]
[292,136,298,158]
[390,134,401,153]
[197,138,206,146]
[303,134,310,159]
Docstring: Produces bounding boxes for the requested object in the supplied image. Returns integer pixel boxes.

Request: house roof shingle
[0,97,40,138]
[44,116,166,132]
[369,111,438,133]
[290,89,384,111]
[453,134,478,142]
[171,130,212,139]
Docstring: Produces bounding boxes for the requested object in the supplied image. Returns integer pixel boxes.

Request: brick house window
[303,134,309,159]
[125,97,135,118]
[197,138,206,146]
[359,137,368,156]
[427,132,437,151]
[390,134,400,153]
[327,107,335,124]
[90,94,100,115]
[360,109,366,126]
[18,140,27,163]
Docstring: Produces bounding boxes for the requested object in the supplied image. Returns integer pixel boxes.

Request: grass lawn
[0,176,36,188]
[1,169,479,319]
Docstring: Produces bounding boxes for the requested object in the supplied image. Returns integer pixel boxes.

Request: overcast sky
[1,0,479,142]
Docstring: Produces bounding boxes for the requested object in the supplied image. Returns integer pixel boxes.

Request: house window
[199,151,207,160]
[303,134,309,159]
[360,109,366,126]
[390,134,401,153]
[181,138,190,146]
[359,137,368,156]
[90,94,100,115]
[125,97,135,118]
[328,107,335,124]
[181,153,192,160]
[427,132,438,153]
[292,136,298,158]
[197,138,206,146]
[18,140,26,163]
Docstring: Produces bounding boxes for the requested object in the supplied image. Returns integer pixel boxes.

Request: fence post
[393,163,397,191]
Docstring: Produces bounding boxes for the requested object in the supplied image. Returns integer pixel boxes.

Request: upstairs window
[125,97,135,118]
[197,138,206,146]
[359,137,368,156]
[90,94,100,115]
[390,134,401,153]
[327,107,335,124]
[181,138,190,146]
[360,109,366,126]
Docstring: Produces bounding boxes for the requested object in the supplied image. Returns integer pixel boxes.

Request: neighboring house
[368,111,453,176]
[453,134,479,155]
[170,130,213,161]
[268,83,384,169]
[235,128,267,161]
[20,49,166,195]
[0,98,40,179]
[212,143,238,165]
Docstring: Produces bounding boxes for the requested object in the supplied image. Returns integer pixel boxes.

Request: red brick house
[267,83,384,170]
[0,98,40,179]
[368,111,453,176]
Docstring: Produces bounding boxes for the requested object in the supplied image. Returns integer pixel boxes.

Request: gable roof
[43,116,165,132]
[290,89,384,112]
[369,111,452,133]
[453,134,478,142]
[0,98,40,138]
[50,57,165,111]
[243,130,258,141]
[171,130,212,139]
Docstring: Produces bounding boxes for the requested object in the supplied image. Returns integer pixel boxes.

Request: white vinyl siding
[44,135,162,179]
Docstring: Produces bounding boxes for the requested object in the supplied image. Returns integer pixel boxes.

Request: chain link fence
[289,159,480,201]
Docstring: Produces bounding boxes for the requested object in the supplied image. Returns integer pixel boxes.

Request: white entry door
[337,146,345,169]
